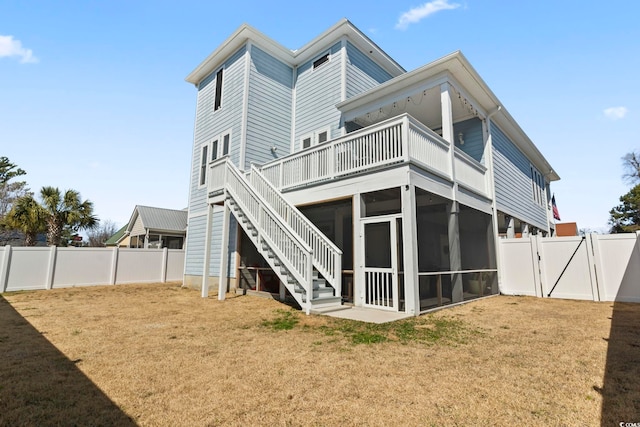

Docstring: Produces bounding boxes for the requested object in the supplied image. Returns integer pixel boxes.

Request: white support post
[447,202,463,303]
[201,203,214,298]
[353,193,365,307]
[218,202,231,300]
[46,245,57,290]
[144,229,150,249]
[441,83,456,186]
[402,116,410,163]
[305,255,313,315]
[401,181,419,316]
[110,247,119,285]
[0,245,11,293]
[161,247,168,283]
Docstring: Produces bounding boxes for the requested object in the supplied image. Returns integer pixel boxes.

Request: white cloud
[396,0,461,30]
[0,35,38,63]
[603,106,628,120]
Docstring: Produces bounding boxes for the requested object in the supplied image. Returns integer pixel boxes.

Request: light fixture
[458,132,465,145]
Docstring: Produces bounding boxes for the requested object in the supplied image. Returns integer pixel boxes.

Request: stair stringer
[225,193,312,313]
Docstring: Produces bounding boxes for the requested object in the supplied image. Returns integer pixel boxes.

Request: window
[214,68,223,111]
[313,53,330,70]
[318,130,328,144]
[302,136,312,149]
[209,131,231,161]
[199,144,208,186]
[530,165,545,207]
[300,127,331,150]
[211,140,218,161]
[222,133,230,156]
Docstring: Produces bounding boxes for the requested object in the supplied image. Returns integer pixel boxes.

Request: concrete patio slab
[318,306,412,324]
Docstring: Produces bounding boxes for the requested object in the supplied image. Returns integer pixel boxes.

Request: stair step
[301,294,342,307]
[298,286,334,299]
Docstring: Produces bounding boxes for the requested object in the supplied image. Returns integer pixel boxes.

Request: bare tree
[87,220,119,247]
[622,150,640,184]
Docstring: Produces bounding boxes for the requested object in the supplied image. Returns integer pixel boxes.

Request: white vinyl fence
[499,232,640,303]
[0,246,185,292]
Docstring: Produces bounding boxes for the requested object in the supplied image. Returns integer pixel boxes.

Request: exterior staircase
[210,157,342,314]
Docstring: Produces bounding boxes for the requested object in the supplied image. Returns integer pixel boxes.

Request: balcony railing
[257,113,488,196]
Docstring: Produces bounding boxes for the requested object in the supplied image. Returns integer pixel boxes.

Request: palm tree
[39,186,98,246]
[5,195,45,246]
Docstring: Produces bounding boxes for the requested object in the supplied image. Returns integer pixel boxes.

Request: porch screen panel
[459,205,498,299]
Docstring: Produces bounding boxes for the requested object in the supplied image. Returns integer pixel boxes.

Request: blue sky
[1,1,639,232]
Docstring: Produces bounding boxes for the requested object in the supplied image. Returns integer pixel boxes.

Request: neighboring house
[112,206,187,249]
[105,225,129,247]
[183,19,559,316]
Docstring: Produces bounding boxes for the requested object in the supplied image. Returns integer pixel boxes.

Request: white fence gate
[0,246,185,293]
[499,232,640,303]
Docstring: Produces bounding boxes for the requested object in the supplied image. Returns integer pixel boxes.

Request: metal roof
[127,206,188,234]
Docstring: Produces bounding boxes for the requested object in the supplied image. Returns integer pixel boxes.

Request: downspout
[485,106,502,294]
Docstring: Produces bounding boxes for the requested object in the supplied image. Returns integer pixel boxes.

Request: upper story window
[312,53,330,70]
[300,127,330,150]
[211,139,218,161]
[530,165,545,207]
[222,133,230,156]
[199,144,209,187]
[214,68,223,111]
[200,130,231,188]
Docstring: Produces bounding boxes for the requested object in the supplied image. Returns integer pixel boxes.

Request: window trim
[312,52,330,70]
[199,129,232,189]
[316,127,330,144]
[530,164,545,207]
[214,67,224,111]
[301,133,313,150]
[198,144,209,188]
[300,127,331,150]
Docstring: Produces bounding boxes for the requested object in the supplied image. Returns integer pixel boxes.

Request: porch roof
[337,51,560,182]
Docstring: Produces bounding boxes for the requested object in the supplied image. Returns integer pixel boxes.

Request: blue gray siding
[345,41,393,99]
[189,46,247,211]
[492,125,547,229]
[294,42,343,147]
[186,46,247,277]
[246,46,294,165]
[453,118,484,163]
[185,211,237,277]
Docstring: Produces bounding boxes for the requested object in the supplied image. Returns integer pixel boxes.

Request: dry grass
[1,283,638,426]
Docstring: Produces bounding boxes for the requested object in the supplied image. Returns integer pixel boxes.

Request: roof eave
[292,19,404,77]
[185,24,294,85]
[337,51,559,182]
[185,19,405,86]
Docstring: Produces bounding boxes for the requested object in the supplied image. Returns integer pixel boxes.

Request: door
[362,216,400,311]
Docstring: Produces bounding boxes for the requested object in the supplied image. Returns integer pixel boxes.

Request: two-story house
[183,19,559,316]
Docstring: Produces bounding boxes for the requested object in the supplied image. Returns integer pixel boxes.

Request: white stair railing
[218,158,315,314]
[249,165,342,297]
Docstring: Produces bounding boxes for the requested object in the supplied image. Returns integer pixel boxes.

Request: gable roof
[105,225,127,246]
[126,206,188,234]
[185,19,405,85]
